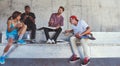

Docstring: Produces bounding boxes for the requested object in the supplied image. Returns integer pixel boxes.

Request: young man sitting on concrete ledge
[37,6,64,44]
[21,5,36,43]
[65,15,94,65]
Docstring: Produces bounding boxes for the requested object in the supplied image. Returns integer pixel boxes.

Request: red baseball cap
[70,15,78,20]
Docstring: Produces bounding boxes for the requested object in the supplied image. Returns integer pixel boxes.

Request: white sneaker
[51,40,55,44]
[31,39,36,43]
[46,39,52,44]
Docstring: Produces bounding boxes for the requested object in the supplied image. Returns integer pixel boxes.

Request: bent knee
[70,36,76,41]
[80,39,88,44]
[7,43,13,47]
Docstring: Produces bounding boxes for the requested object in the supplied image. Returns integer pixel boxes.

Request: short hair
[59,6,64,11]
[25,5,30,9]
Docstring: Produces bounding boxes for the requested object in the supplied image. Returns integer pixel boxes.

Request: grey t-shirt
[72,19,88,35]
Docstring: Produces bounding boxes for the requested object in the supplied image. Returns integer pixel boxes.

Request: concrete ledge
[0,44,120,58]
[0,44,73,58]
[90,46,120,58]
[2,31,120,46]
[1,32,120,59]
[88,32,120,46]
[0,43,120,66]
[0,31,71,43]
[35,32,120,46]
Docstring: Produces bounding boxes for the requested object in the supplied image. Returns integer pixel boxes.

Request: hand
[29,16,33,20]
[49,21,54,26]
[56,26,60,29]
[65,30,70,33]
[15,23,22,28]
[24,15,29,20]
[29,16,35,23]
[64,30,70,36]
[75,33,82,39]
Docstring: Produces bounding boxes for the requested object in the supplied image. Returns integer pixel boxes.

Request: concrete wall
[0,0,120,32]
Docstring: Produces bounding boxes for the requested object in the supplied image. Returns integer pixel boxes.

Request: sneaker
[46,39,52,44]
[69,54,80,63]
[89,36,96,40]
[51,39,55,44]
[89,34,96,40]
[0,56,5,64]
[82,57,90,65]
[17,39,26,45]
[30,39,36,43]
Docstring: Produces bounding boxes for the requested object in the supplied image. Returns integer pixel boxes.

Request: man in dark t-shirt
[21,5,36,43]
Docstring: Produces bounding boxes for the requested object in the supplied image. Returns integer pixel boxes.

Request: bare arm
[7,21,16,32]
[29,16,35,23]
[65,29,73,33]
[81,26,91,36]
[48,14,54,26]
[75,26,91,38]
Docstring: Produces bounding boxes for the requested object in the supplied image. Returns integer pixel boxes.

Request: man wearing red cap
[65,15,91,65]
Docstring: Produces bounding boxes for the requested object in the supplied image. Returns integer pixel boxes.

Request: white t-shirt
[72,19,88,35]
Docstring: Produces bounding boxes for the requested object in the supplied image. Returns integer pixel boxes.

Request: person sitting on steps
[0,11,27,64]
[38,6,64,44]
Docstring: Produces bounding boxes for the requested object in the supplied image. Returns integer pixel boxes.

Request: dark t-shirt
[21,12,36,29]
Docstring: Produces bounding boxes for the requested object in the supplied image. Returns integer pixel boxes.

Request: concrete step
[0,44,120,58]
[0,44,120,66]
[0,44,82,66]
[90,46,120,58]
[0,44,73,58]
[87,32,120,46]
[1,32,120,46]
[1,32,120,66]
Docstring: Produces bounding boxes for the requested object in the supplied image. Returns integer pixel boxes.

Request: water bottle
[27,31,30,40]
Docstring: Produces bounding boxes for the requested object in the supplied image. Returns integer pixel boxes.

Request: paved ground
[1,58,120,66]
[0,58,82,66]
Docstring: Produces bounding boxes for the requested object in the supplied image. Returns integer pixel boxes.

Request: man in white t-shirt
[65,15,91,65]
